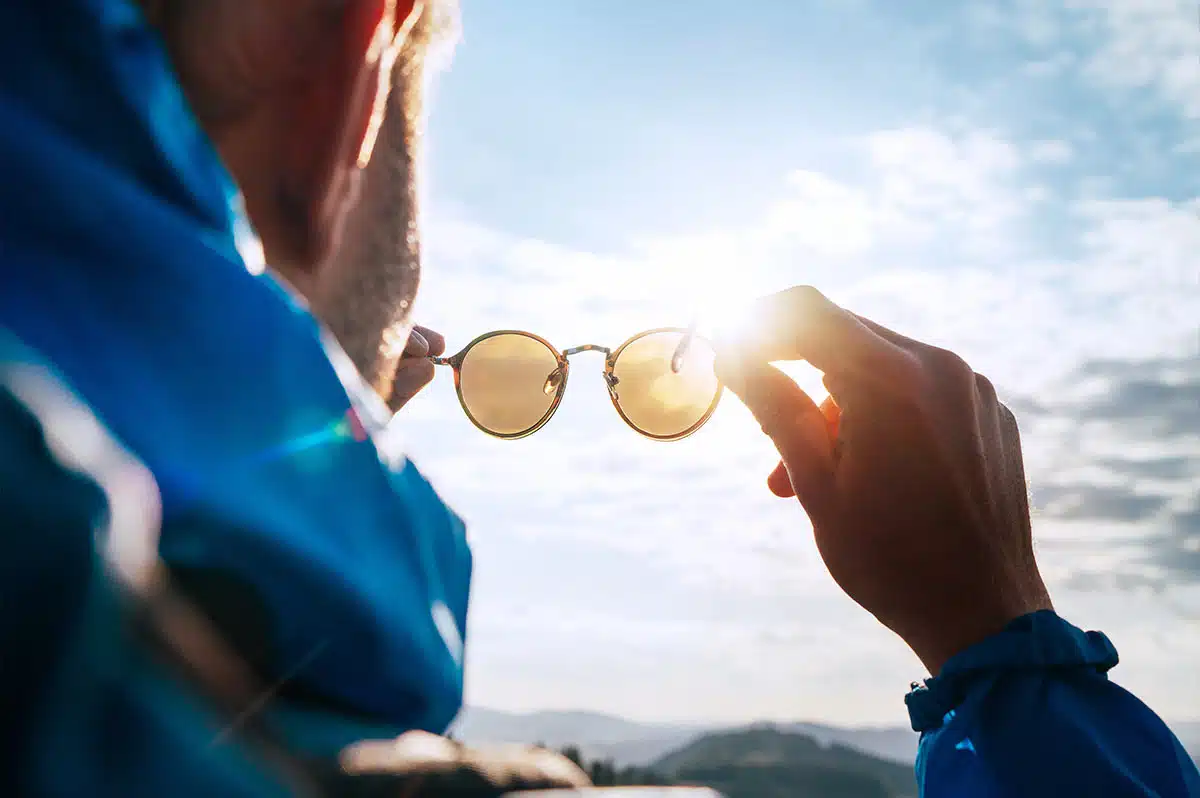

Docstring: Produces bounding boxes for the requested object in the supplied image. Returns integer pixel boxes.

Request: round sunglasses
[429,327,723,440]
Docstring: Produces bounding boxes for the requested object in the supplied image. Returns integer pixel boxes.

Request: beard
[310,66,425,403]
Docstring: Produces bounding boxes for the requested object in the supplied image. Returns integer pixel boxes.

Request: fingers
[733,286,923,395]
[401,326,446,359]
[820,393,841,440]
[390,326,445,412]
[412,325,446,358]
[716,355,836,520]
[767,461,795,498]
[341,731,459,776]
[767,395,839,499]
[404,328,430,358]
[389,357,436,412]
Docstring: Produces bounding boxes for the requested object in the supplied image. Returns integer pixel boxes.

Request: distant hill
[450,708,708,765]
[450,707,1200,774]
[450,707,917,767]
[652,726,917,798]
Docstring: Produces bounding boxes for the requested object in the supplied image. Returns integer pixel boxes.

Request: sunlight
[675,301,830,408]
[770,360,829,406]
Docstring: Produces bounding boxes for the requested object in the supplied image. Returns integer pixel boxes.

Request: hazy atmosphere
[402,0,1200,728]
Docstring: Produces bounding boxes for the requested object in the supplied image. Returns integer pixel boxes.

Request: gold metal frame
[430,327,723,441]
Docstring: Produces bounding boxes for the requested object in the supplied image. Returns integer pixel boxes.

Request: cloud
[1021,353,1200,589]
[1035,483,1171,523]
[1038,355,1200,436]
[996,0,1200,119]
[1068,0,1200,119]
[420,124,1039,336]
[1029,139,1075,164]
[762,171,876,257]
[863,127,1025,252]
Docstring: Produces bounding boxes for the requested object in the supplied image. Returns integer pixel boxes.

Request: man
[0,2,1196,797]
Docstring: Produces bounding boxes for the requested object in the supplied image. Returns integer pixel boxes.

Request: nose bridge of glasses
[562,344,612,358]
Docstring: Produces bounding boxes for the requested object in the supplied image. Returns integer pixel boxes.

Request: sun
[682,300,832,408]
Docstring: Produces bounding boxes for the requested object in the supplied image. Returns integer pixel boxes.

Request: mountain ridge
[450,707,918,766]
[451,707,1200,769]
[650,726,918,798]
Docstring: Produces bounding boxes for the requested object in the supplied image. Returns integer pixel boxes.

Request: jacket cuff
[905,610,1119,732]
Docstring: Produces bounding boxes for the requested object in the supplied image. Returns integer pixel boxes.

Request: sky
[399,0,1200,727]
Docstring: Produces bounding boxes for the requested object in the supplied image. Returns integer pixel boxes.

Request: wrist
[908,585,1054,676]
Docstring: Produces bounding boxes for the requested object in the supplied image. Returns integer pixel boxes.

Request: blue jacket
[0,0,471,759]
[0,341,296,798]
[908,612,1200,797]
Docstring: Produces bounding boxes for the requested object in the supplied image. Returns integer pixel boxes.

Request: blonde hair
[391,0,459,153]
[401,0,460,74]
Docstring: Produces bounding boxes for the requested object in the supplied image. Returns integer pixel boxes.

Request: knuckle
[974,372,998,401]
[920,345,973,385]
[999,400,1020,431]
[782,284,832,313]
[911,347,975,415]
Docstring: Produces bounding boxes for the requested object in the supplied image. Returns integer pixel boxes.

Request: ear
[274,0,419,264]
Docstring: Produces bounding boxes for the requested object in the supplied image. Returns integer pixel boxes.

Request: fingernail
[405,329,429,356]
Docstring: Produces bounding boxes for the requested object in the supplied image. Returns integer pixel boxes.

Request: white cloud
[1070,0,1200,117]
[1029,138,1075,164]
[1007,0,1200,119]
[865,127,1025,254]
[762,170,876,257]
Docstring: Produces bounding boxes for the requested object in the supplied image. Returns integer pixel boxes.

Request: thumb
[716,355,836,519]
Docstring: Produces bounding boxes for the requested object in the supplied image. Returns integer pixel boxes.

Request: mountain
[651,726,917,798]
[779,723,917,766]
[450,708,707,766]
[449,707,916,767]
[451,707,1200,771]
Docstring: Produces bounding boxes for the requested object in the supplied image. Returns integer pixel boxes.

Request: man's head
[142,0,453,286]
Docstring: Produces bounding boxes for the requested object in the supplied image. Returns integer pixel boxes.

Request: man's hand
[389,325,446,412]
[716,286,1053,676]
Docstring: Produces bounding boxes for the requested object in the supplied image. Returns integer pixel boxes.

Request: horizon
[402,0,1200,727]
[456,703,1200,732]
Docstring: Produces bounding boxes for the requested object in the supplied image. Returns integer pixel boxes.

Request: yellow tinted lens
[459,333,563,437]
[611,331,720,439]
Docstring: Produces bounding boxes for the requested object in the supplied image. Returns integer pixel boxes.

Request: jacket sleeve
[0,352,295,798]
[907,611,1200,798]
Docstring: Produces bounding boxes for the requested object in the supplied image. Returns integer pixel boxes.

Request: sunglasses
[429,327,723,440]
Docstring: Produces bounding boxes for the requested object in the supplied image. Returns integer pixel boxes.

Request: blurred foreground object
[0,346,589,797]
[330,731,592,794]
[506,790,724,797]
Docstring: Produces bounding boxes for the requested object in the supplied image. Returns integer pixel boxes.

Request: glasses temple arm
[671,321,698,374]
